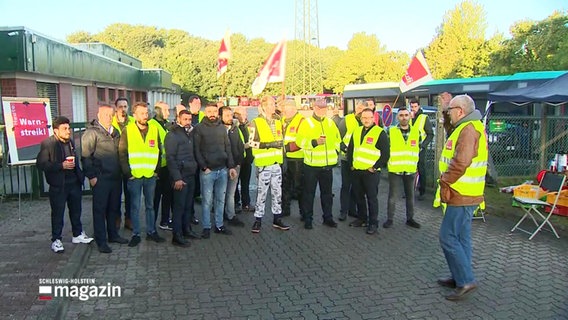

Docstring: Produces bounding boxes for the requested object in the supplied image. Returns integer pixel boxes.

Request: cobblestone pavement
[2,167,568,319]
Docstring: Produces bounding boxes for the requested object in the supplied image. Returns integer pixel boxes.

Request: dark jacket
[36,135,84,187]
[81,120,121,180]
[164,124,198,181]
[227,121,245,166]
[194,117,235,171]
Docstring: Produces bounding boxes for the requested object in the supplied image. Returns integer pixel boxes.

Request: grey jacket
[81,120,121,180]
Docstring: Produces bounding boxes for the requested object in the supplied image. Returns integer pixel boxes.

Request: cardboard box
[513,185,547,199]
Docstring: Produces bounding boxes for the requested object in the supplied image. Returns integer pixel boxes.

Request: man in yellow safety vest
[434,95,488,301]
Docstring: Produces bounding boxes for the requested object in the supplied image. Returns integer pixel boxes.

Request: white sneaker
[51,239,64,253]
[72,231,94,244]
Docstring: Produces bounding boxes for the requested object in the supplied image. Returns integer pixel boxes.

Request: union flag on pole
[217,30,231,78]
[399,51,433,93]
[251,39,286,96]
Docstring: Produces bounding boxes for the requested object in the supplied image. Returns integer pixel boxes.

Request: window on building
[97,87,106,103]
[108,88,116,102]
[72,86,87,123]
[37,82,59,117]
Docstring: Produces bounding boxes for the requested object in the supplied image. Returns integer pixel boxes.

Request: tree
[489,11,568,74]
[324,32,407,93]
[424,0,495,78]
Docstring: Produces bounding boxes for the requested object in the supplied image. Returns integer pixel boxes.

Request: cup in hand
[66,156,75,164]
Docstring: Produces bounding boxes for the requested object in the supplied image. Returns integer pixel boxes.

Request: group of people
[37,92,487,301]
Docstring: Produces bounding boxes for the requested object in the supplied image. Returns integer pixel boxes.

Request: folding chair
[510,171,566,240]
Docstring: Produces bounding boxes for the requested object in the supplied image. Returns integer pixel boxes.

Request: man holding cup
[297,98,341,229]
[37,116,93,253]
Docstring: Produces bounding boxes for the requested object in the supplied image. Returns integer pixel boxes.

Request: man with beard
[37,116,93,253]
[249,96,290,233]
[384,107,421,229]
[234,107,254,212]
[112,97,135,230]
[410,99,434,200]
[149,101,173,231]
[194,103,237,239]
[219,106,245,227]
[188,95,205,217]
[82,105,129,253]
[119,102,166,247]
[165,110,201,247]
[346,108,390,235]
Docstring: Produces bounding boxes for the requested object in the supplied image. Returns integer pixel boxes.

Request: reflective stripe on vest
[251,117,283,167]
[148,118,168,167]
[414,113,428,142]
[298,117,340,167]
[238,127,246,158]
[352,125,383,170]
[283,112,304,159]
[342,113,359,149]
[126,122,160,178]
[387,126,420,173]
[433,120,488,208]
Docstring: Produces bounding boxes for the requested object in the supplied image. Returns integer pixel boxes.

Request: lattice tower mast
[291,0,323,95]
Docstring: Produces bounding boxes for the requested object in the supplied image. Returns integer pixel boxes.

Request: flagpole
[392,93,400,108]
[281,80,285,101]
[221,72,227,99]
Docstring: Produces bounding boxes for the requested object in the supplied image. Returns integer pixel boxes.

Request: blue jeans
[225,166,240,220]
[439,205,476,287]
[200,168,228,229]
[128,176,157,236]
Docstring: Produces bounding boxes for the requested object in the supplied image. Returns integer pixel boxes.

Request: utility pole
[291,0,323,95]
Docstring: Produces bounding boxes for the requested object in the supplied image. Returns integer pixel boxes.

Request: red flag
[251,39,286,96]
[217,30,231,78]
[399,51,433,93]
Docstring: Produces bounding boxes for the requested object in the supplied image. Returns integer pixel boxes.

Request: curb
[39,243,92,320]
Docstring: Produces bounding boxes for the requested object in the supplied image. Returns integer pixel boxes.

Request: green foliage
[489,11,568,75]
[64,6,566,99]
[324,33,407,93]
[425,0,495,79]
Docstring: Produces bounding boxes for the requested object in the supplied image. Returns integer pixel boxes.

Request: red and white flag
[399,51,433,93]
[251,39,286,96]
[217,30,231,78]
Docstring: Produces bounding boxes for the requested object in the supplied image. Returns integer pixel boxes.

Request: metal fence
[485,115,568,179]
[0,122,90,198]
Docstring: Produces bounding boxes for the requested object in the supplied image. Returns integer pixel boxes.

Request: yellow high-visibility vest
[283,112,304,159]
[413,113,428,143]
[112,115,135,134]
[251,117,283,167]
[342,114,360,155]
[387,126,420,173]
[126,122,160,178]
[298,116,340,167]
[352,125,383,170]
[433,120,488,208]
[148,118,167,167]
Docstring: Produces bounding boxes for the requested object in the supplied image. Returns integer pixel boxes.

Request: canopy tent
[488,72,568,105]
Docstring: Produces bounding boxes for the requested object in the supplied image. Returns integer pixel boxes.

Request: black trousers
[92,178,122,245]
[282,158,304,216]
[340,160,358,215]
[417,149,427,196]
[121,176,131,220]
[172,175,196,234]
[235,159,252,207]
[302,165,333,222]
[352,170,380,226]
[154,166,173,225]
[387,172,415,221]
[49,181,83,242]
